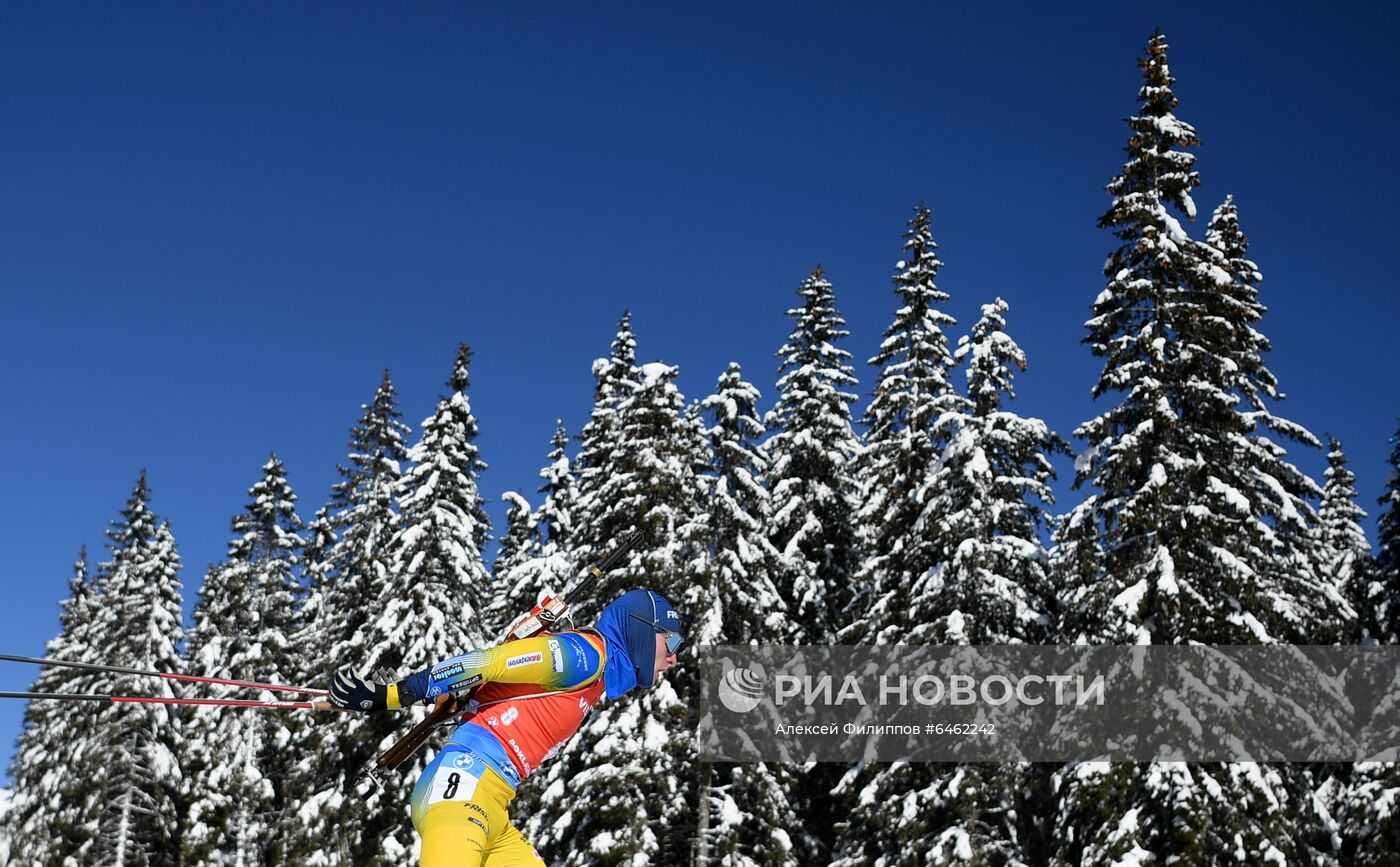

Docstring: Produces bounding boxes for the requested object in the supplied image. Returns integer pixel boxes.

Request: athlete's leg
[412,750,514,867]
[418,801,491,867]
[482,821,547,867]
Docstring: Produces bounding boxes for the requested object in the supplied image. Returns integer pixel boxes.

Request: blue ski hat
[595,589,682,700]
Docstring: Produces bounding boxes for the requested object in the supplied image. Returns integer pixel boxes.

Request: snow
[1161,209,1190,245]
[1151,545,1178,598]
[639,361,677,387]
[1207,477,1250,515]
[1148,463,1167,488]
[716,793,742,827]
[943,610,969,644]
[933,827,974,861]
[1112,579,1148,618]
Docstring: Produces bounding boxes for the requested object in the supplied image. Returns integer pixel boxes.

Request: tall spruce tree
[489,421,582,632]
[182,455,306,867]
[764,267,862,643]
[526,330,712,866]
[0,789,9,864]
[3,549,105,867]
[494,490,540,586]
[1057,34,1343,647]
[854,207,968,643]
[537,420,579,557]
[359,345,494,863]
[1341,422,1400,864]
[571,312,643,570]
[488,490,554,636]
[1319,438,1373,639]
[1204,196,1345,645]
[1369,421,1400,643]
[695,361,803,867]
[833,299,1061,867]
[1050,31,1344,866]
[911,298,1066,644]
[371,344,493,672]
[290,372,411,867]
[701,362,789,643]
[87,472,186,867]
[847,205,962,645]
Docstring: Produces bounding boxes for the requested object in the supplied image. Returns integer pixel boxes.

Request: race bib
[426,764,480,805]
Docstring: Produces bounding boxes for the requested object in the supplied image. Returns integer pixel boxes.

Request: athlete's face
[654,632,679,679]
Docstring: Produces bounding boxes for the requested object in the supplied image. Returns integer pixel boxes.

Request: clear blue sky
[2,4,1397,782]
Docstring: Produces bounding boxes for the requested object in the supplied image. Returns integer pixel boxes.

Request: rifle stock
[379,694,461,771]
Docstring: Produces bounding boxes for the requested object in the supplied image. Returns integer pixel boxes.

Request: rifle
[363,529,643,788]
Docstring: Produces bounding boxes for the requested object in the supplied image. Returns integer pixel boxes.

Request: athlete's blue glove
[329,668,388,714]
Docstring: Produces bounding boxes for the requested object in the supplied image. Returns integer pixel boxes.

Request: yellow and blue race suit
[397,631,606,867]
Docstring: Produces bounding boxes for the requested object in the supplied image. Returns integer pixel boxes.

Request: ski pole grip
[313,700,363,713]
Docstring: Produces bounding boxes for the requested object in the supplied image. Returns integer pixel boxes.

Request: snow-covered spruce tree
[495,490,541,585]
[0,788,10,864]
[301,505,335,601]
[912,298,1066,646]
[570,312,643,571]
[832,300,1062,867]
[760,267,863,865]
[694,362,804,867]
[1056,40,1345,647]
[764,266,862,643]
[537,420,580,557]
[526,331,712,866]
[1340,757,1400,866]
[1049,31,1343,866]
[370,344,493,671]
[1203,195,1346,645]
[181,454,305,867]
[486,490,552,636]
[2,549,105,867]
[824,208,960,865]
[846,204,962,646]
[288,371,411,867]
[1341,422,1400,865]
[355,345,496,864]
[86,472,186,867]
[1364,421,1400,644]
[701,362,789,644]
[1318,438,1374,640]
[489,421,583,633]
[1382,421,1400,601]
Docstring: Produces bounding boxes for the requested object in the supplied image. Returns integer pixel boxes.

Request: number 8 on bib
[427,767,480,805]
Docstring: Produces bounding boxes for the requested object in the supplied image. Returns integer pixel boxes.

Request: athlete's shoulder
[550,629,605,682]
[566,627,605,651]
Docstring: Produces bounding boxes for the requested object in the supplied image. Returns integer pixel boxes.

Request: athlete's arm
[388,632,603,708]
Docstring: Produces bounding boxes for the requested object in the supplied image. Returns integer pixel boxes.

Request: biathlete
[329,588,684,867]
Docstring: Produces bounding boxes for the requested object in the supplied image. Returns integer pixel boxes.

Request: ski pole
[0,653,329,697]
[0,690,351,711]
